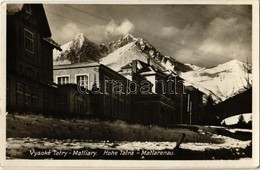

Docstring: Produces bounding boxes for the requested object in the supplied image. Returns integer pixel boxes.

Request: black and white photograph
[0,1,259,169]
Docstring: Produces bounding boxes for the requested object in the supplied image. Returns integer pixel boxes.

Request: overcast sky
[44,4,252,67]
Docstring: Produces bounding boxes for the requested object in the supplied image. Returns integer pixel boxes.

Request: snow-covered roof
[139,66,157,75]
[120,63,132,69]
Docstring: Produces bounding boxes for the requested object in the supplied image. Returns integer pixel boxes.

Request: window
[57,76,70,85]
[32,88,39,107]
[16,82,24,105]
[74,94,86,114]
[75,74,89,89]
[24,29,34,53]
[24,85,32,106]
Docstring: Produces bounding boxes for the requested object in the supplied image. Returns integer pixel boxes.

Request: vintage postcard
[0,0,259,169]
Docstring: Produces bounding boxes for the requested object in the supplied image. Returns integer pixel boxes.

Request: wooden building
[6,4,61,113]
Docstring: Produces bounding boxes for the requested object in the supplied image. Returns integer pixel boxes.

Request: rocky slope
[53,33,108,65]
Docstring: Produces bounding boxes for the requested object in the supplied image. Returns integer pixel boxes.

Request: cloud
[85,19,135,42]
[160,22,204,45]
[54,22,82,43]
[199,17,251,63]
[203,17,250,45]
[84,25,107,43]
[159,17,251,66]
[105,19,135,38]
[160,26,180,37]
[53,19,135,44]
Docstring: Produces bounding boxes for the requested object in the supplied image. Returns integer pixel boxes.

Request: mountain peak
[75,33,85,39]
[54,33,108,64]
[108,34,137,53]
[215,59,250,73]
[72,33,88,48]
[122,34,137,41]
[221,59,243,66]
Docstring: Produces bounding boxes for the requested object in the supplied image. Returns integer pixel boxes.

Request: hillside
[7,113,218,143]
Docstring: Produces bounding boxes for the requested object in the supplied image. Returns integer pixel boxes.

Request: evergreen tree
[238,114,246,128]
[204,96,216,125]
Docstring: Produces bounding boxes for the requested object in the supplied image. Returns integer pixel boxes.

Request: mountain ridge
[54,33,252,103]
[181,59,252,103]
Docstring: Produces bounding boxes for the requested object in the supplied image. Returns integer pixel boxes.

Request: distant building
[119,60,203,125]
[53,59,203,125]
[6,4,61,113]
[53,63,131,120]
[119,60,176,125]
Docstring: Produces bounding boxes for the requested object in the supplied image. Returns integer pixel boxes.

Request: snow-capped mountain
[101,34,252,103]
[54,33,108,65]
[181,59,252,103]
[53,33,252,103]
[101,34,193,72]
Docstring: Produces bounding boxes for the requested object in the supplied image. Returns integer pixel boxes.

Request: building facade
[53,59,203,126]
[6,4,61,113]
[53,63,132,120]
[119,60,203,125]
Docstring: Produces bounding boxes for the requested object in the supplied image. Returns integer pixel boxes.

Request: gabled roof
[7,4,61,50]
[7,4,51,37]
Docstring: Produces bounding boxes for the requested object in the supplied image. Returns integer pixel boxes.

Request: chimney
[132,60,138,73]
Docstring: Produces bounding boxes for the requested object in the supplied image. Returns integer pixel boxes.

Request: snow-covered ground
[6,114,252,159]
[221,113,252,126]
[7,133,250,152]
[181,134,250,151]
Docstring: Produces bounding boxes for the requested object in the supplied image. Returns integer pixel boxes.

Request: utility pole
[246,56,250,89]
[187,94,192,125]
[190,101,192,125]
